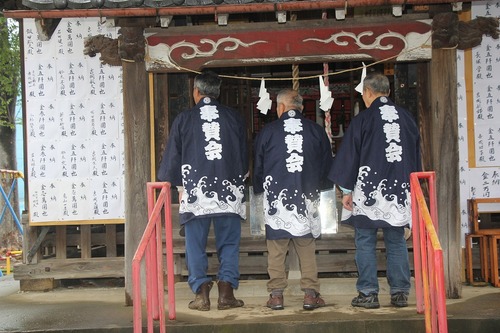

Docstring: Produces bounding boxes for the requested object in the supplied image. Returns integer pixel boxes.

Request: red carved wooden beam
[145,18,432,72]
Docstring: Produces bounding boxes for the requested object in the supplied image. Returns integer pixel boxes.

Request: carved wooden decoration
[83,35,121,66]
[458,16,500,49]
[145,19,432,72]
[432,12,500,50]
[83,27,146,66]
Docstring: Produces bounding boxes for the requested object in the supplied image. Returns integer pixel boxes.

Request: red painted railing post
[164,188,176,320]
[132,182,173,333]
[410,172,448,333]
[411,175,424,314]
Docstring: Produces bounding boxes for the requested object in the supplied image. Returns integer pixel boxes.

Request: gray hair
[194,71,221,98]
[277,88,303,111]
[363,72,390,95]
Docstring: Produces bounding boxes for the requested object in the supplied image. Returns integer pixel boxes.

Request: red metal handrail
[410,171,448,333]
[132,182,176,333]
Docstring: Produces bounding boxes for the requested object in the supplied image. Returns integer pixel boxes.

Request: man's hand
[177,186,184,204]
[342,193,353,211]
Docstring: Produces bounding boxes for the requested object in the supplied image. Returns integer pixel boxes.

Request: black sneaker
[351,292,380,309]
[390,292,408,307]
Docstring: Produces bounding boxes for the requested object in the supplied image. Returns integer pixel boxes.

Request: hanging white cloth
[318,75,334,112]
[355,62,367,95]
[257,78,272,115]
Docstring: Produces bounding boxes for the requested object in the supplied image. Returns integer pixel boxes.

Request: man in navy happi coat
[158,71,247,311]
[253,88,333,310]
[329,72,421,309]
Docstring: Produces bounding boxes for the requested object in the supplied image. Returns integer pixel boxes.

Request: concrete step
[1,275,500,333]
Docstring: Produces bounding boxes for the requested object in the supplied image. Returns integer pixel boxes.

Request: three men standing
[159,71,418,311]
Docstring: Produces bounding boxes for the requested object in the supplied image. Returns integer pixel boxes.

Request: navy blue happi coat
[157,97,248,225]
[253,110,333,239]
[329,96,421,229]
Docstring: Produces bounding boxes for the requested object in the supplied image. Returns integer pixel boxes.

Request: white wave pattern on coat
[263,175,321,238]
[180,165,246,219]
[352,166,412,227]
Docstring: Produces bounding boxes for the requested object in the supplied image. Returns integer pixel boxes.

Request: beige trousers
[266,238,320,293]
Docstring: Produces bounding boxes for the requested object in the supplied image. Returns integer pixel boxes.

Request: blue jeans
[184,216,241,294]
[354,227,411,296]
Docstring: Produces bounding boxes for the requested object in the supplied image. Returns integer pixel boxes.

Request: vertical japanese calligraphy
[24,18,125,224]
[471,1,500,167]
[283,112,304,173]
[200,102,223,160]
[458,1,500,244]
[380,101,403,163]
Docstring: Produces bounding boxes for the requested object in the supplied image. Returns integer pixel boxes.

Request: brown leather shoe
[217,281,244,310]
[188,281,213,311]
[303,291,326,310]
[266,294,284,310]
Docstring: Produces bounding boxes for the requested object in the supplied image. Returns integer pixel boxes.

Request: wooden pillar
[120,26,150,306]
[417,62,432,173]
[428,48,462,299]
[153,73,170,173]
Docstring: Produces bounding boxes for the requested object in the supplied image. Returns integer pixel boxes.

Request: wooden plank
[176,255,269,276]
[106,224,117,257]
[55,226,67,259]
[430,47,462,298]
[153,73,170,180]
[14,258,124,280]
[80,225,91,259]
[122,26,151,305]
[44,230,125,246]
[170,236,413,254]
[29,219,124,226]
[316,252,383,272]
[316,250,415,272]
[20,279,58,292]
[460,10,476,168]
[174,249,416,277]
[417,62,432,176]
[26,226,50,263]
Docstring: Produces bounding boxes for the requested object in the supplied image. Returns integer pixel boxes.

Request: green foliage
[0,17,20,129]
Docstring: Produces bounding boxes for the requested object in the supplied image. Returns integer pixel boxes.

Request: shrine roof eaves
[15,0,458,11]
[3,0,471,18]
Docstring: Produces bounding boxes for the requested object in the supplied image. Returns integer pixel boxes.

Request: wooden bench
[466,198,500,286]
[489,234,500,287]
[15,222,124,290]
